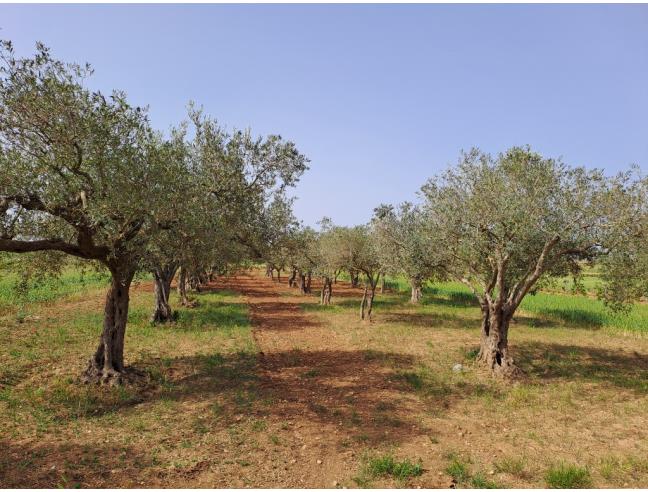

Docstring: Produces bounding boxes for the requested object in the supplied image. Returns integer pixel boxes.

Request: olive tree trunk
[82,265,135,385]
[177,267,191,307]
[477,303,520,377]
[320,276,332,305]
[410,278,423,304]
[288,268,297,287]
[151,264,178,323]
[298,271,307,294]
[359,275,378,320]
[350,270,360,288]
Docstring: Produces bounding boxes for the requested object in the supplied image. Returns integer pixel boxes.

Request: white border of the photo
[1,0,648,4]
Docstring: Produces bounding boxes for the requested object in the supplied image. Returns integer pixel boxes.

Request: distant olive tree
[598,173,648,310]
[335,225,381,320]
[312,218,347,305]
[372,202,445,303]
[421,147,618,377]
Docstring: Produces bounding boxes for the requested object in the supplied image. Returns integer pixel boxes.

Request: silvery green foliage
[0,40,179,267]
[599,174,648,311]
[371,202,445,287]
[421,146,616,311]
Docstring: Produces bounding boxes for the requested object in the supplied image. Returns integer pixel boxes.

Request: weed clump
[545,463,592,488]
[354,453,423,485]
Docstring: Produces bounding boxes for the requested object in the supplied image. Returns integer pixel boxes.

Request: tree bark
[359,277,378,320]
[82,265,135,385]
[298,272,307,294]
[360,284,368,319]
[177,267,191,307]
[306,271,312,293]
[410,278,423,304]
[151,264,178,323]
[477,303,521,377]
[288,268,297,287]
[350,271,359,288]
[320,276,332,305]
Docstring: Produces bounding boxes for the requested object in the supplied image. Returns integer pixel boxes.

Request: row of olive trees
[0,41,307,384]
[275,148,646,378]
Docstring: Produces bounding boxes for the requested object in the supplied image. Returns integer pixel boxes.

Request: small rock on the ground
[452,363,464,372]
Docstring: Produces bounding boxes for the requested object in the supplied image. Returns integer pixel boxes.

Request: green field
[382,275,648,335]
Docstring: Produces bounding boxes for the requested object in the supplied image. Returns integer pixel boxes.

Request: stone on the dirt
[452,363,464,372]
[316,459,323,464]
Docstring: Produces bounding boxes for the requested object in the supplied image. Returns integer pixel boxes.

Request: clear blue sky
[2,4,647,226]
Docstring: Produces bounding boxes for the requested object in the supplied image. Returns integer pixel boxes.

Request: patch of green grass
[364,454,423,480]
[0,267,111,308]
[446,457,470,483]
[250,419,267,431]
[470,473,500,488]
[465,347,480,360]
[545,463,592,488]
[381,273,648,334]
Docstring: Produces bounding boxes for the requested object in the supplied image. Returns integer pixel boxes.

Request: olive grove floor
[0,269,647,488]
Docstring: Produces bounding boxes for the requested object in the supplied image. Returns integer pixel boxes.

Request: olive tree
[312,218,347,305]
[335,225,381,320]
[146,106,308,319]
[599,173,648,310]
[0,41,182,384]
[372,202,445,303]
[421,147,616,377]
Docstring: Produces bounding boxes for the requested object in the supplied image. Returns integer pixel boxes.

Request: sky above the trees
[2,4,647,227]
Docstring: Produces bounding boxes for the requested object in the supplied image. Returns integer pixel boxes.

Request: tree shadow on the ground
[515,341,648,394]
[0,440,156,488]
[379,310,477,329]
[28,348,495,447]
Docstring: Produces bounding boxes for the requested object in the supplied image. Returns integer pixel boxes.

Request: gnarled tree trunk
[477,303,520,377]
[83,265,135,385]
[298,271,307,294]
[359,276,378,320]
[151,264,178,323]
[410,278,423,304]
[320,276,332,305]
[288,268,297,287]
[350,270,360,288]
[305,271,312,293]
[177,267,191,307]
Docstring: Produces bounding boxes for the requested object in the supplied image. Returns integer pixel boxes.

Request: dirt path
[213,270,442,488]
